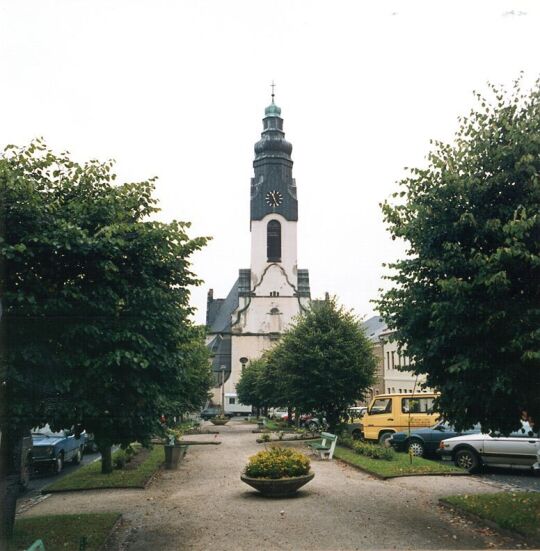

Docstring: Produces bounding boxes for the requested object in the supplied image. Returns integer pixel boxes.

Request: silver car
[437,421,540,473]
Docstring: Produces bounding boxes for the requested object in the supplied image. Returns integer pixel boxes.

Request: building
[361,315,430,398]
[206,96,311,413]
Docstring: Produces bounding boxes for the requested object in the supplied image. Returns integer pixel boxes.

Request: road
[478,467,540,493]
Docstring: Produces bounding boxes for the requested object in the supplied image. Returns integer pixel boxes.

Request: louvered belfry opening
[267,220,281,262]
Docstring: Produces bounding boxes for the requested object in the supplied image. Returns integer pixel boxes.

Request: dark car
[31,425,86,474]
[200,407,232,420]
[388,422,481,457]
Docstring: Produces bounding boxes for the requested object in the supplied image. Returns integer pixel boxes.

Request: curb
[438,498,538,547]
[99,513,123,551]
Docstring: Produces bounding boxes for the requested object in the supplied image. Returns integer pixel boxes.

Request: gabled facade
[206,98,311,412]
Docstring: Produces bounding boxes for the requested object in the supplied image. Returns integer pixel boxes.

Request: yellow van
[360,393,440,445]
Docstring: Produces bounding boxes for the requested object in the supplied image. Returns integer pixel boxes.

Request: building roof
[361,315,388,343]
[206,279,239,334]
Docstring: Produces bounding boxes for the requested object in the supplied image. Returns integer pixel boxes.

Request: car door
[364,397,393,439]
[484,424,539,467]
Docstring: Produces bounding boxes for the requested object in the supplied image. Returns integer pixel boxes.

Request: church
[205,95,311,414]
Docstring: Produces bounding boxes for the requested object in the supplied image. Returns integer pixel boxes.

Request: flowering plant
[166,428,184,445]
[245,446,311,479]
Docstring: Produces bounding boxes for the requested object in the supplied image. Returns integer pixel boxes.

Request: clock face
[265,190,283,207]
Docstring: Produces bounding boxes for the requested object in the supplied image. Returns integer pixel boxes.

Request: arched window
[267,220,281,262]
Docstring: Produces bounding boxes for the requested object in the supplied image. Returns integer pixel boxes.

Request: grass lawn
[333,445,466,478]
[9,513,120,551]
[44,445,163,492]
[442,492,540,543]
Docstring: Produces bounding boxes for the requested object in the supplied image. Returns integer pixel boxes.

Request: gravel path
[22,420,524,550]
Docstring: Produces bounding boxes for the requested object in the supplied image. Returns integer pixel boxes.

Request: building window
[391,351,395,368]
[269,291,280,297]
[270,307,280,314]
[387,388,391,393]
[386,352,390,370]
[229,397,236,405]
[267,220,281,261]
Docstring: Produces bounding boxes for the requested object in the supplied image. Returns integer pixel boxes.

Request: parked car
[359,392,440,445]
[437,421,540,473]
[31,425,86,474]
[347,406,367,421]
[268,408,289,420]
[389,422,481,457]
[200,407,232,420]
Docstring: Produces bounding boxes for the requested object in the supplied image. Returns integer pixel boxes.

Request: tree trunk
[99,445,113,474]
[0,433,22,544]
[326,410,340,433]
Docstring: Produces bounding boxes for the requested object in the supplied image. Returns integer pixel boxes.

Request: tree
[376,78,540,434]
[0,140,209,540]
[236,358,266,416]
[268,298,376,430]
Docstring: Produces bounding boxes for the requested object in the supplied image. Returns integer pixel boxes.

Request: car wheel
[407,439,425,457]
[378,432,393,446]
[72,447,83,465]
[308,421,319,431]
[53,453,64,474]
[352,430,362,440]
[455,448,480,473]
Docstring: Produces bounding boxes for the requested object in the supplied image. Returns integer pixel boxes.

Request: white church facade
[205,97,311,413]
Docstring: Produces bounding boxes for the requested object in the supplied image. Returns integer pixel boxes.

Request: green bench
[307,432,338,460]
[26,540,46,551]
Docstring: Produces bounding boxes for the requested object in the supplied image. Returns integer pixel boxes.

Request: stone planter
[210,418,229,426]
[164,445,187,469]
[240,472,315,497]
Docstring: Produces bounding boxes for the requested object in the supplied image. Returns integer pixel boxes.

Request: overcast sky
[2,0,539,324]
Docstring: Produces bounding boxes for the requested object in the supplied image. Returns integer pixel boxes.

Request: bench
[26,540,46,551]
[307,432,338,460]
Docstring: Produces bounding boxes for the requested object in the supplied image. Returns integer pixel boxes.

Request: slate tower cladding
[250,100,298,222]
[205,95,311,414]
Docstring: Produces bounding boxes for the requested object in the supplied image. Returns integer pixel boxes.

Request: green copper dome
[265,102,281,117]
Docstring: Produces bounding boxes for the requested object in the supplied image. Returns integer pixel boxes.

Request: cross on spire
[271,80,276,104]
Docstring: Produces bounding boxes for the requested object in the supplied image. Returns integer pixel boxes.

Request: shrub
[261,433,270,442]
[245,447,311,479]
[113,450,127,469]
[339,431,355,449]
[352,441,395,461]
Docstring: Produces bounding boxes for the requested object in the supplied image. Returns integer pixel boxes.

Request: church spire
[250,93,298,222]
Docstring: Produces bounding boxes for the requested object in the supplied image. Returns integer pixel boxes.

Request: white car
[437,421,540,473]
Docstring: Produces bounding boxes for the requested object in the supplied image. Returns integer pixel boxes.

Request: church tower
[206,95,311,413]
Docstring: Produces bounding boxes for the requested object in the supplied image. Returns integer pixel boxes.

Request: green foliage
[260,433,270,442]
[333,446,464,478]
[236,358,267,410]
[113,450,126,470]
[268,298,376,430]
[244,446,310,479]
[44,445,163,492]
[0,139,210,462]
[352,441,395,461]
[443,492,540,541]
[376,77,540,433]
[10,513,121,551]
[338,431,355,449]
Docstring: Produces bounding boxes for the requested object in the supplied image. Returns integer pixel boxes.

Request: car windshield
[31,425,65,438]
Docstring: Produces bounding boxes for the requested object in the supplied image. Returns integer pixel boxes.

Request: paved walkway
[23,420,522,550]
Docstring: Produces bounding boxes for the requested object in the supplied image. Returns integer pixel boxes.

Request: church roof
[206,279,239,334]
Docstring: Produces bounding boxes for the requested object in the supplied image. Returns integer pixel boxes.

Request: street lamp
[240,357,248,373]
[220,365,226,416]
